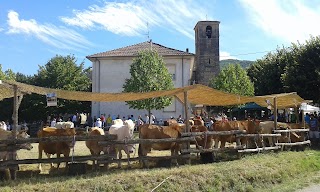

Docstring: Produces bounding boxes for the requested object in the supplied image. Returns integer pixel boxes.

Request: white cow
[112,119,124,126]
[0,121,7,130]
[108,119,135,168]
[0,121,28,132]
[55,121,74,129]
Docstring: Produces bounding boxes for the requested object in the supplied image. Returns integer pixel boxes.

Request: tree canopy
[0,55,92,123]
[123,50,174,115]
[247,35,320,103]
[209,63,254,96]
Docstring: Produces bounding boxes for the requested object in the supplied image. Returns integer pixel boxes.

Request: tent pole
[12,84,18,138]
[273,97,277,129]
[183,91,191,164]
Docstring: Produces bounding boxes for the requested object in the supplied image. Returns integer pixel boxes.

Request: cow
[0,121,28,131]
[108,119,135,168]
[259,121,306,150]
[190,125,213,150]
[190,125,214,163]
[193,118,205,126]
[163,119,178,126]
[0,129,33,180]
[55,121,74,129]
[112,119,124,126]
[0,121,7,130]
[138,123,186,168]
[85,127,107,169]
[37,127,76,171]
[212,120,260,149]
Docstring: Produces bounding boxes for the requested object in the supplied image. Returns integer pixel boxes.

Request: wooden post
[12,85,18,137]
[273,97,277,129]
[183,91,191,164]
[301,109,305,128]
[295,107,300,123]
[273,97,278,146]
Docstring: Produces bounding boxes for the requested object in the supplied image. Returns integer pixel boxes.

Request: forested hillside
[220,59,254,69]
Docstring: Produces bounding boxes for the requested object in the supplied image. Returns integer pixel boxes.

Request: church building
[86,21,220,120]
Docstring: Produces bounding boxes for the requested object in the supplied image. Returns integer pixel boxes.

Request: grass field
[1,142,320,191]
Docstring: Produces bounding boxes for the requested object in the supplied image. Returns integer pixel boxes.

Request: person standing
[106,114,112,127]
[309,114,319,148]
[95,118,102,128]
[145,114,149,124]
[50,118,57,127]
[151,113,156,124]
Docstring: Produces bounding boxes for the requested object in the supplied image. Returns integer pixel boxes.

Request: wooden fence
[0,128,311,172]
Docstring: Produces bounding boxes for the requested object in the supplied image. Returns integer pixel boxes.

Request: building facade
[86,41,194,120]
[87,21,220,120]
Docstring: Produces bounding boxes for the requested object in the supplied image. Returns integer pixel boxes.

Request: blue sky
[1,0,320,75]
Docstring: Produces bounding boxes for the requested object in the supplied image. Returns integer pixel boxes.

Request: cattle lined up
[0,118,310,180]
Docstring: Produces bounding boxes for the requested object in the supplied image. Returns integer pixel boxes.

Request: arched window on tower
[206,26,212,38]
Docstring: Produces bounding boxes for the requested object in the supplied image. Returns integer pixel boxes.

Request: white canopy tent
[300,103,320,114]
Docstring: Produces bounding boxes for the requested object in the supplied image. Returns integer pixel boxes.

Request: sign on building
[46,93,57,107]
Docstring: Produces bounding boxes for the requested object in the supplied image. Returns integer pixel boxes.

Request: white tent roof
[300,103,320,113]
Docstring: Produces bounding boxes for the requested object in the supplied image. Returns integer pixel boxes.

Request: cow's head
[123,136,136,154]
[124,120,135,137]
[17,130,33,150]
[59,128,76,148]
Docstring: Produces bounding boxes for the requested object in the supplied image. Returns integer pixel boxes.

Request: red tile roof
[86,41,194,58]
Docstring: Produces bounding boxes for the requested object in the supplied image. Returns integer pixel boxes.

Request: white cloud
[220,51,238,60]
[6,10,93,50]
[60,0,211,39]
[0,27,4,32]
[239,0,320,43]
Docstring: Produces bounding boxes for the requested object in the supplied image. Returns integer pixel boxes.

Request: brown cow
[163,119,178,126]
[138,123,186,167]
[0,129,33,180]
[37,127,76,171]
[190,125,213,149]
[212,120,260,148]
[85,127,106,169]
[259,121,307,150]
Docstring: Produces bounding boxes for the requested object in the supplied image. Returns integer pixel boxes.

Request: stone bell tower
[193,21,220,85]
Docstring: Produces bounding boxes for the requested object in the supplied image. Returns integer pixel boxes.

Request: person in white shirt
[95,118,102,128]
[150,113,156,124]
[145,114,149,124]
[50,118,57,127]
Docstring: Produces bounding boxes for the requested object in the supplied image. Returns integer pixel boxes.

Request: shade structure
[0,80,305,109]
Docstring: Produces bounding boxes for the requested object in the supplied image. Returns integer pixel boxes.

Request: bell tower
[193,21,220,85]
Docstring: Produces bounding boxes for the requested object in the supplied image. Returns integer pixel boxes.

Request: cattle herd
[0,117,310,180]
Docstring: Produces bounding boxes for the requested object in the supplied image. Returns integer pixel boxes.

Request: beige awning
[0,80,305,108]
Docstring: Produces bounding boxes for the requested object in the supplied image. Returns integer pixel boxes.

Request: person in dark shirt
[309,114,319,148]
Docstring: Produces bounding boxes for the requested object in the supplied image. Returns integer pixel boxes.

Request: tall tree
[209,64,254,96]
[123,50,174,123]
[0,64,16,80]
[282,36,320,103]
[248,35,320,103]
[29,55,92,120]
[247,48,288,95]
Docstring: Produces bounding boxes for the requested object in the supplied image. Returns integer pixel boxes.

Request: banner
[46,93,57,107]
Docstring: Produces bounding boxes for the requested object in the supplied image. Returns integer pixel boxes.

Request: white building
[86,41,195,120]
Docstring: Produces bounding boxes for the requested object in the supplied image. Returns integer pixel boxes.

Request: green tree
[123,50,174,123]
[247,36,320,103]
[247,48,288,95]
[0,64,16,80]
[209,64,254,96]
[30,55,92,120]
